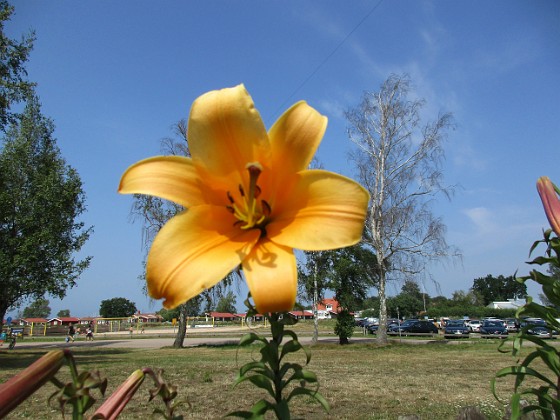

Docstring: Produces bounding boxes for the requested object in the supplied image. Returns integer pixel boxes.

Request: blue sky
[5,1,559,318]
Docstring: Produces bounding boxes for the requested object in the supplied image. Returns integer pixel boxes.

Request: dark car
[479,320,508,337]
[527,325,553,338]
[367,324,379,334]
[521,318,557,338]
[390,320,438,335]
[388,319,418,333]
[444,320,470,338]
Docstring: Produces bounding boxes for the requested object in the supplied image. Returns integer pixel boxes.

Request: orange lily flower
[119,85,369,313]
[537,176,560,237]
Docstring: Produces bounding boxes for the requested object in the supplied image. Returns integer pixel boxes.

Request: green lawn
[0,339,542,419]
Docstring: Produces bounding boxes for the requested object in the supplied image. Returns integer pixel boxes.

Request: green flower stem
[230,297,329,419]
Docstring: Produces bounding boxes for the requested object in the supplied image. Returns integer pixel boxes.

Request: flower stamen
[226,162,269,231]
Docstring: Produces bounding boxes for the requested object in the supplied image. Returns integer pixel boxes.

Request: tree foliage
[0,95,91,327]
[99,297,137,318]
[215,291,237,314]
[299,243,379,344]
[346,74,458,343]
[22,297,50,318]
[0,1,35,130]
[470,274,527,306]
[57,309,70,318]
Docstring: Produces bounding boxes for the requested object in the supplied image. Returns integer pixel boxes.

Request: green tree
[334,310,355,345]
[22,297,50,318]
[0,95,91,328]
[0,1,35,130]
[388,293,422,318]
[57,309,70,317]
[300,243,379,344]
[215,291,237,314]
[99,297,137,318]
[158,307,180,322]
[346,74,459,344]
[471,274,527,306]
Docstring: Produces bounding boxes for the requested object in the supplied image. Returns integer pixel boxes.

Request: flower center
[226,162,271,233]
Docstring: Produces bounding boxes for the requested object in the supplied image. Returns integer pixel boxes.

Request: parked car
[467,320,481,332]
[388,319,418,333]
[444,320,470,337]
[526,325,553,338]
[521,318,557,337]
[479,320,508,337]
[390,320,438,335]
[367,324,379,334]
[505,318,520,333]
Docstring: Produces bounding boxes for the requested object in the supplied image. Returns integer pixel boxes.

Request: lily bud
[0,350,66,417]
[91,369,145,419]
[537,176,560,237]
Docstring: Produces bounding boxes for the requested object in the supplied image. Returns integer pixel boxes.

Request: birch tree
[346,74,459,344]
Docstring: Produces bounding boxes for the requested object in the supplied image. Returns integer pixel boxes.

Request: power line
[272,0,384,120]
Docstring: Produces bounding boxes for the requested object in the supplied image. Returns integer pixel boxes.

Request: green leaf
[286,369,318,386]
[236,374,275,399]
[280,340,302,360]
[279,362,302,379]
[535,347,560,377]
[238,361,268,377]
[238,333,268,347]
[227,399,273,418]
[287,387,330,412]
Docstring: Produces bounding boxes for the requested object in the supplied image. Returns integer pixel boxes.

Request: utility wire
[272,0,384,120]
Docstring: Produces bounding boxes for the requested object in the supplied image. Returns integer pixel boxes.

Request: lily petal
[243,240,297,314]
[118,156,207,208]
[267,170,369,250]
[268,101,327,175]
[188,84,270,184]
[147,205,260,308]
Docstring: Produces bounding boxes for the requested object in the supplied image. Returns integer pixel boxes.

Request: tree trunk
[173,303,188,348]
[376,270,388,345]
[312,259,319,345]
[0,304,7,332]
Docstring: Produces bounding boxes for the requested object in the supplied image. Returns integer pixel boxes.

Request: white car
[467,320,481,332]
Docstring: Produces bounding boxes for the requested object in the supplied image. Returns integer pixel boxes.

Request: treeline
[360,275,525,320]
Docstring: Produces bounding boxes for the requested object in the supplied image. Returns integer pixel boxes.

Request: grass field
[1,336,544,420]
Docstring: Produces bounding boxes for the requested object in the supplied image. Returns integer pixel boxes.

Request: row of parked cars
[356,317,557,338]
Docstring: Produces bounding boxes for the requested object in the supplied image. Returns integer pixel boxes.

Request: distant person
[129,326,134,337]
[86,327,94,341]
[67,324,75,343]
[141,326,145,334]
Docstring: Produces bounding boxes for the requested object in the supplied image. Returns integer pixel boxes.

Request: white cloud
[463,206,495,233]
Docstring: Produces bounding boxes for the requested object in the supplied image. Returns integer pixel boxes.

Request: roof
[21,318,48,323]
[48,317,80,322]
[317,298,341,312]
[132,313,162,319]
[288,311,314,317]
[486,298,526,310]
[208,312,237,318]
